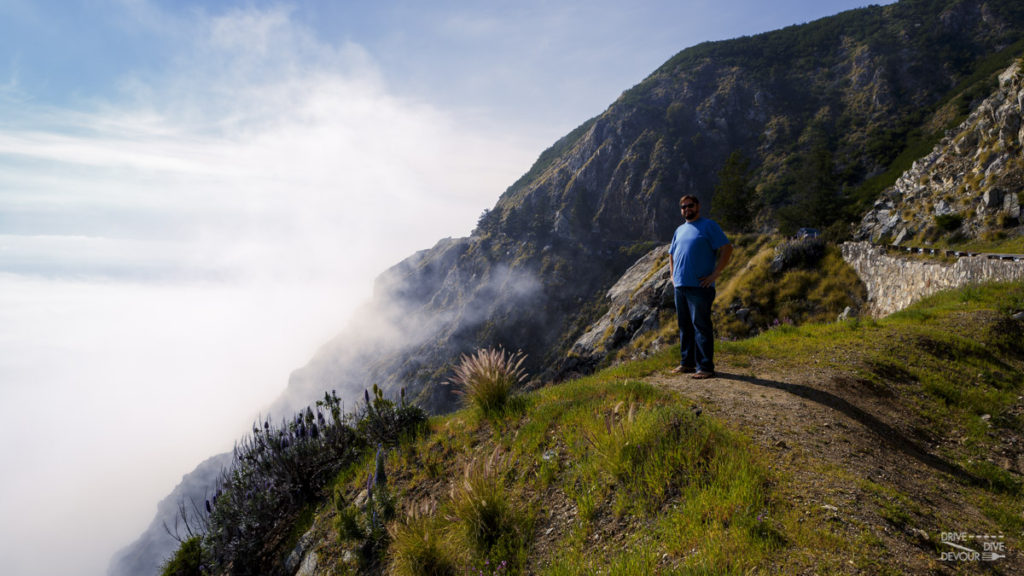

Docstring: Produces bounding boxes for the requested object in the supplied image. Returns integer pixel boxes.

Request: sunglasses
[680,203,696,209]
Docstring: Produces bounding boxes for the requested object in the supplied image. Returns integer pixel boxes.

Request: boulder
[565,245,673,374]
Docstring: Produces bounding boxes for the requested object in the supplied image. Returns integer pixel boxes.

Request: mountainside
[108,453,231,576]
[263,282,1024,575]
[281,0,1024,417]
[115,2,1024,574]
[857,60,1024,244]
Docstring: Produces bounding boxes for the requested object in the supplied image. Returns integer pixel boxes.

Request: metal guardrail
[879,244,1024,262]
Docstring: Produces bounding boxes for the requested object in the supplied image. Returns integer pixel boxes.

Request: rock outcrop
[279,0,1024,415]
[115,3,1024,573]
[565,245,674,374]
[856,61,1024,244]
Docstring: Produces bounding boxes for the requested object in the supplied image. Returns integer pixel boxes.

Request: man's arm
[699,244,733,288]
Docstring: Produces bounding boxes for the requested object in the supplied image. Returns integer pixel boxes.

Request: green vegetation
[777,135,840,235]
[201,393,364,575]
[935,212,964,232]
[336,447,396,569]
[163,279,1024,575]
[724,282,1024,469]
[714,235,867,339]
[930,234,1024,256]
[358,384,429,448]
[449,347,529,418]
[162,389,428,576]
[159,536,203,576]
[331,359,783,575]
[447,457,534,573]
[711,150,758,232]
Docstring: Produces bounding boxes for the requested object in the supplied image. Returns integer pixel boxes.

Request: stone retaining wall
[841,241,1024,317]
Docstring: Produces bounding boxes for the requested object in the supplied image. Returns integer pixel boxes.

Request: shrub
[449,348,528,416]
[935,212,963,232]
[204,391,363,575]
[163,386,430,575]
[770,237,826,274]
[159,536,204,576]
[359,384,429,448]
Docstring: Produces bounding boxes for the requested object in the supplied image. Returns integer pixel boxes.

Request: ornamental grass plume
[449,348,528,416]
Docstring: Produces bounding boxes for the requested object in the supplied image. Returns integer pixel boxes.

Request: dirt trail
[645,359,1022,575]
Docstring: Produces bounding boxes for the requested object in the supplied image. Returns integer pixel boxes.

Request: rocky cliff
[856,60,1024,244]
[277,0,1024,415]
[564,245,674,375]
[113,2,1024,574]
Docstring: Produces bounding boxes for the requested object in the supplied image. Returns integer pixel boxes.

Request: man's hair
[679,195,700,207]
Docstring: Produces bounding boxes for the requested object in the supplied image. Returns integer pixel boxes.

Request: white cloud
[0,5,542,576]
[2,3,540,283]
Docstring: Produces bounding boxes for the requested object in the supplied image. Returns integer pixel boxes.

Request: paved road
[881,244,1024,262]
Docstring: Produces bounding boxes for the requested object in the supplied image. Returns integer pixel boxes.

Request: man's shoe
[691,371,715,379]
[671,365,696,374]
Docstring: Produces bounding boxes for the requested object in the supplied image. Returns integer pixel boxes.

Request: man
[668,194,733,379]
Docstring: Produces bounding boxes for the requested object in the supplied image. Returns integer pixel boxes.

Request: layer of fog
[0,8,542,576]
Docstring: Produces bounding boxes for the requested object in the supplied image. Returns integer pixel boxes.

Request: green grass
[320,281,1024,574]
[329,363,783,575]
[714,237,868,339]
[449,348,529,418]
[449,458,534,572]
[389,515,459,576]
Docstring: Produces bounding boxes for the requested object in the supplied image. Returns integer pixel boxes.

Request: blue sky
[0,2,890,575]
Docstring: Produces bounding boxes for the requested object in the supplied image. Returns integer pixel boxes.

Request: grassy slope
[298,281,1024,575]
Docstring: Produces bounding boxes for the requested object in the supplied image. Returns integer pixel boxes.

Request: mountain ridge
[111,1,1024,574]
[281,0,1024,416]
[283,281,1024,575]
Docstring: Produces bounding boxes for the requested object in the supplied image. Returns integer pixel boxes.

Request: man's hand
[698,271,719,288]
[699,244,733,288]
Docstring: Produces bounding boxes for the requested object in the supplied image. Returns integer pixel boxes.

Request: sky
[0,1,890,575]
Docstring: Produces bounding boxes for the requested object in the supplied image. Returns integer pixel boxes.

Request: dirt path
[645,359,1022,575]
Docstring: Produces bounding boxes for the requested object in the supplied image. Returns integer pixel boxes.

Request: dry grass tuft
[449,348,528,416]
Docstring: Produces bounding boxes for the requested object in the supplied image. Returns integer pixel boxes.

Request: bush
[770,237,826,274]
[359,384,428,448]
[935,212,964,232]
[204,391,363,575]
[163,385,430,575]
[160,536,204,576]
[449,348,528,416]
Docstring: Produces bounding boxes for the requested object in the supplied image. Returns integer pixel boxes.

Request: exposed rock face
[279,0,1024,415]
[856,62,1024,244]
[116,4,1024,572]
[566,245,674,373]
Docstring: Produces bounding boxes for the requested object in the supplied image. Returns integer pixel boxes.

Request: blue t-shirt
[669,218,730,287]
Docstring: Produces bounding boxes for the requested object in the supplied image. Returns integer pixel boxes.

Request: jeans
[674,285,716,373]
